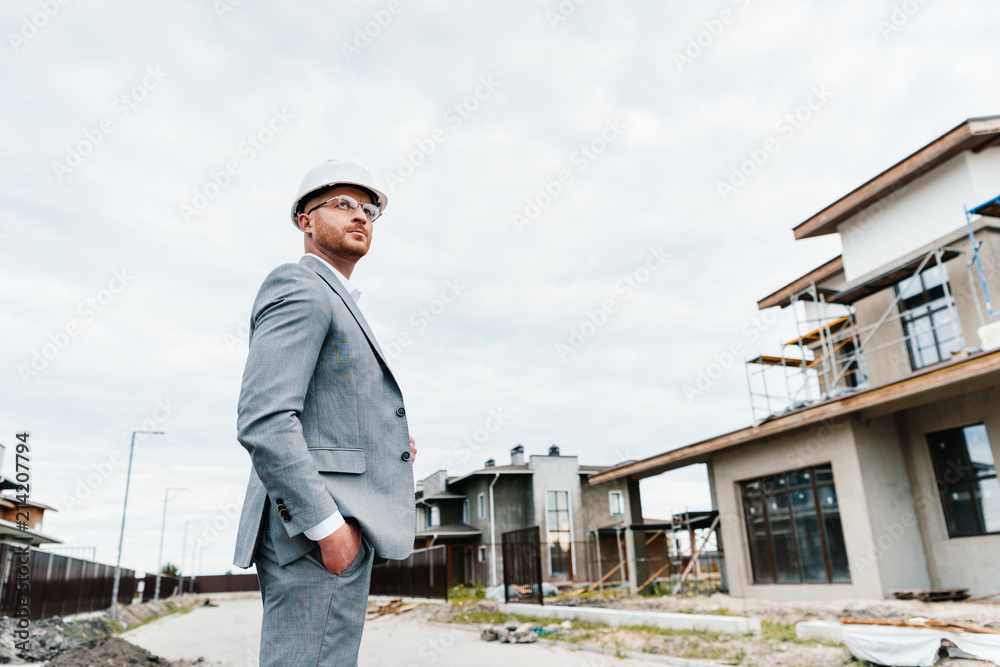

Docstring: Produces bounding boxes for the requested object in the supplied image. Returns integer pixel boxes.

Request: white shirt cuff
[303,510,345,541]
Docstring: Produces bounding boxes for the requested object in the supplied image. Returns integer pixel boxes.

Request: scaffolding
[744,246,969,425]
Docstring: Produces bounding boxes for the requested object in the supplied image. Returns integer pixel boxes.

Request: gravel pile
[45,635,203,666]
[0,594,204,664]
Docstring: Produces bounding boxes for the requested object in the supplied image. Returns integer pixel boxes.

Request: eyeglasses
[306,194,381,222]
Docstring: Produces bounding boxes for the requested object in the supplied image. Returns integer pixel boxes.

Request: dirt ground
[44,636,203,667]
[431,594,1000,667]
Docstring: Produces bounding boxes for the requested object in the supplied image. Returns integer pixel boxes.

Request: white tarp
[842,624,1000,666]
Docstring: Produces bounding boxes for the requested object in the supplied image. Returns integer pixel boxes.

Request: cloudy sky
[3,0,999,576]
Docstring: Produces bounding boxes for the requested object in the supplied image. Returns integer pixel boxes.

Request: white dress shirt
[301,252,361,541]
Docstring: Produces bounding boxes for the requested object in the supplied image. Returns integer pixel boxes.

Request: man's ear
[297,212,312,233]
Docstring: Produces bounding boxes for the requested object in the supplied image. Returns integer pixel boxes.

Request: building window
[462,498,470,524]
[740,463,850,584]
[477,545,487,563]
[927,423,1000,537]
[478,493,485,519]
[546,490,571,575]
[426,505,440,528]
[897,263,962,370]
[609,490,625,516]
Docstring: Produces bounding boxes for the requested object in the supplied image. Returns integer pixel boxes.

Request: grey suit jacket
[233,254,415,569]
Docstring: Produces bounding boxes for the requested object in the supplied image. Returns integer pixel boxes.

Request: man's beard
[315,225,368,261]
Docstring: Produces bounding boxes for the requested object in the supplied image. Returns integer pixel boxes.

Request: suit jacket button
[396,406,406,417]
[401,451,411,462]
[275,498,284,505]
[281,513,292,522]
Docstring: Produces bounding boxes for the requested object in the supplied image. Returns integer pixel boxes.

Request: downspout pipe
[488,472,500,587]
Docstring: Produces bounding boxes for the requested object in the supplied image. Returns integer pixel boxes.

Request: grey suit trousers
[255,502,374,667]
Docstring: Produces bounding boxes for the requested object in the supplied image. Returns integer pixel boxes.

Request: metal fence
[189,573,260,594]
[0,542,137,619]
[443,533,726,595]
[140,574,180,601]
[501,527,543,605]
[370,545,447,599]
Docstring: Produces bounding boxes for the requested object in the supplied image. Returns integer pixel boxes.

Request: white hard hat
[290,159,388,227]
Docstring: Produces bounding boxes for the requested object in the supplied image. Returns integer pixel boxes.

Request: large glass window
[741,464,850,584]
[927,423,1000,537]
[546,490,571,575]
[897,264,962,370]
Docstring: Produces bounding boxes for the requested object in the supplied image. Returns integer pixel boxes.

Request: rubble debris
[891,588,970,602]
[480,619,539,643]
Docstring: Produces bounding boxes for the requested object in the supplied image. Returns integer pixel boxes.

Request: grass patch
[447,584,485,601]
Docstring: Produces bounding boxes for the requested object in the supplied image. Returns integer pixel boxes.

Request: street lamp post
[110,430,165,620]
[154,487,185,601]
[180,519,199,595]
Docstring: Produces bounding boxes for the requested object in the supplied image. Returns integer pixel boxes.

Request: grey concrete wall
[455,474,533,542]
[851,288,910,387]
[529,454,583,581]
[896,384,1000,597]
[711,417,884,600]
[851,414,931,594]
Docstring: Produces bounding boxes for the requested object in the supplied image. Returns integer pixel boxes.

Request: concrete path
[123,594,658,666]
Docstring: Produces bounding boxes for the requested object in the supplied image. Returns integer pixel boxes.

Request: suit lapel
[299,255,394,374]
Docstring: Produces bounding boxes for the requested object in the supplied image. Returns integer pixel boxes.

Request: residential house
[0,441,61,546]
[591,115,1000,600]
[414,444,644,587]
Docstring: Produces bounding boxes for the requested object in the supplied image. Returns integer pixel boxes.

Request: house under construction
[591,115,1000,600]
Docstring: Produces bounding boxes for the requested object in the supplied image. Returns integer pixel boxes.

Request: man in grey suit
[233,160,416,666]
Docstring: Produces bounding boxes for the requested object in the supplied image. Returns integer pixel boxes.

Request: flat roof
[588,348,1000,484]
[757,256,844,309]
[793,116,1000,240]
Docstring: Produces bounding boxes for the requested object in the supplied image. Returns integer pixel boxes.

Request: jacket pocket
[308,447,366,474]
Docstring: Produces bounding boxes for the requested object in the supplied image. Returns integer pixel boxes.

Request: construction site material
[499,602,761,634]
[365,597,419,620]
[480,619,539,643]
[841,617,1000,634]
[841,623,1000,666]
[891,588,970,602]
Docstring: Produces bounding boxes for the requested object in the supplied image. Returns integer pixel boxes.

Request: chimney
[548,444,560,456]
[511,444,524,466]
[484,458,495,467]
